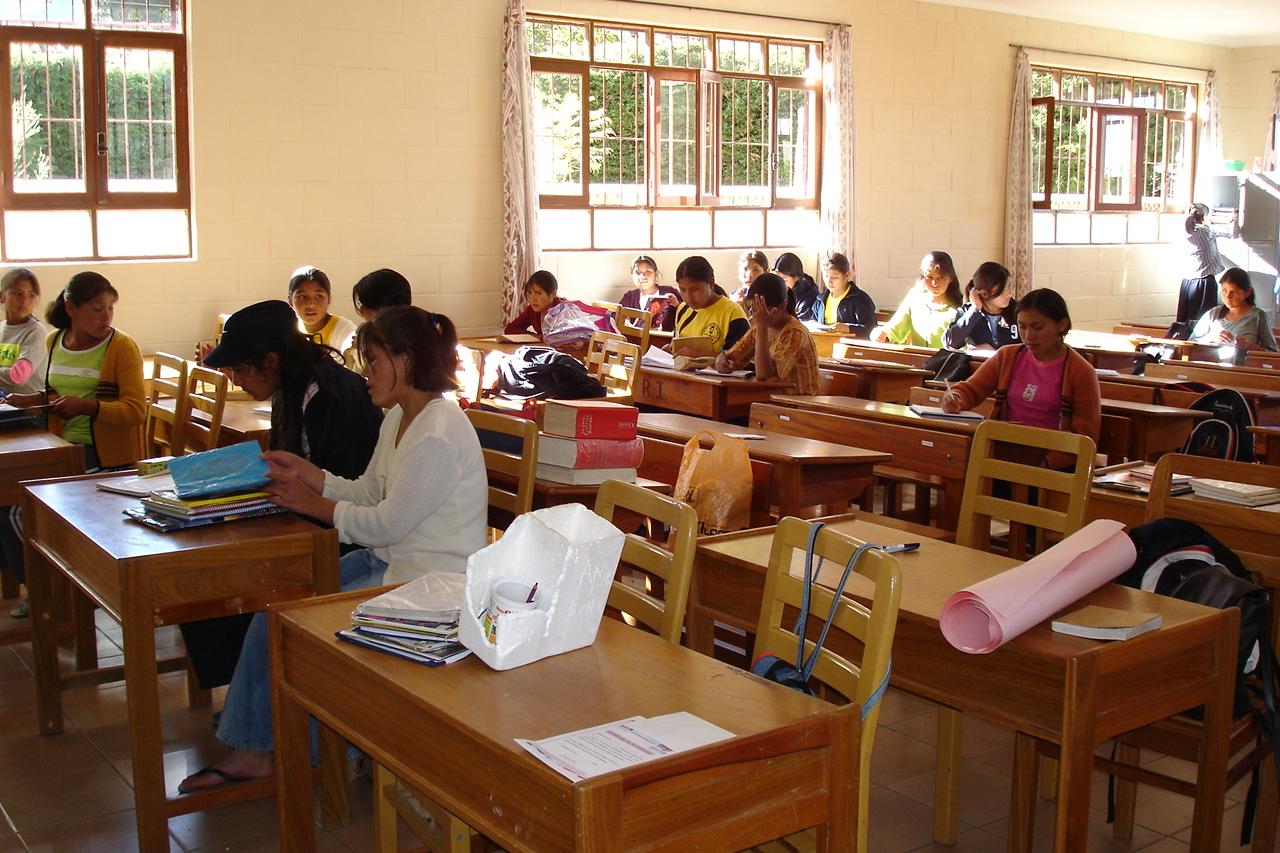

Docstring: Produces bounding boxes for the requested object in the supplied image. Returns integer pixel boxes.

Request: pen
[881,543,920,554]
[525,582,539,603]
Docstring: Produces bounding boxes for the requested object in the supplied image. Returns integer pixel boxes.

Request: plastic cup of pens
[482,578,540,644]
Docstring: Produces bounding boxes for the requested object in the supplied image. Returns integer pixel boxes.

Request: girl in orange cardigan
[941,288,1100,469]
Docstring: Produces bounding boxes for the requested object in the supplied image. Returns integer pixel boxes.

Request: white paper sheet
[95,472,176,498]
[516,712,734,782]
[696,368,750,378]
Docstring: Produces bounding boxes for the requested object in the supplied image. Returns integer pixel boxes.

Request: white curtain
[500,0,541,324]
[1265,74,1280,171]
[819,25,855,266]
[1197,70,1222,198]
[1004,49,1033,298]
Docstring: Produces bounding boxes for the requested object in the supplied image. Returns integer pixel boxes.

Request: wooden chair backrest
[465,408,538,530]
[585,330,627,373]
[614,305,652,354]
[594,480,698,644]
[637,435,775,527]
[587,336,640,403]
[144,352,189,457]
[955,420,1096,558]
[183,366,228,452]
[752,516,901,853]
[1146,454,1280,645]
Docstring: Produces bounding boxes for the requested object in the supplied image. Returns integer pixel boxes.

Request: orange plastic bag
[673,430,754,535]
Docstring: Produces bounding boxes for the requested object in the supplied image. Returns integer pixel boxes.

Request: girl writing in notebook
[814,252,877,337]
[943,261,1018,350]
[503,270,564,339]
[715,273,820,394]
[289,266,358,352]
[941,288,1100,468]
[672,256,749,353]
[871,251,962,347]
[179,306,487,793]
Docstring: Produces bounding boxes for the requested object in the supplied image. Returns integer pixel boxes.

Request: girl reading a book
[503,270,564,339]
[815,252,877,337]
[672,256,749,353]
[871,251,963,347]
[4,272,146,618]
[618,255,680,331]
[940,288,1100,469]
[715,273,820,394]
[289,266,358,353]
[179,306,487,793]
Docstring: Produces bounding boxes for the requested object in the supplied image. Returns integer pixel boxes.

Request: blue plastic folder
[167,440,270,500]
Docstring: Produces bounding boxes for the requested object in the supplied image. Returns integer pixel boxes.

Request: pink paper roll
[940,519,1137,654]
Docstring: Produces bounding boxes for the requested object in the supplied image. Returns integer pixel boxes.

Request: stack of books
[537,399,641,485]
[336,572,471,666]
[125,489,284,532]
[1189,477,1280,507]
[1093,463,1192,496]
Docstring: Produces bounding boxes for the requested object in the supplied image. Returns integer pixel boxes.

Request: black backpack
[1181,388,1256,462]
[922,349,972,383]
[493,346,606,400]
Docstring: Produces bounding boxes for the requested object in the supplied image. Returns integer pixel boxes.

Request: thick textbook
[542,399,638,440]
[537,434,644,469]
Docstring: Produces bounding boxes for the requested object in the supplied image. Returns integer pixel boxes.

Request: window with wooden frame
[0,0,189,262]
[527,15,821,221]
[1030,66,1196,214]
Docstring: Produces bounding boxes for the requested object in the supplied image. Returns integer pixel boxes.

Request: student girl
[179,306,487,792]
[872,251,963,347]
[0,268,47,397]
[503,270,563,338]
[352,268,413,321]
[730,249,768,301]
[289,266,358,352]
[814,252,877,338]
[618,255,680,331]
[941,288,1101,469]
[771,253,821,321]
[715,273,820,395]
[672,256,749,352]
[1189,267,1278,353]
[943,261,1019,350]
[4,272,146,618]
[180,300,383,689]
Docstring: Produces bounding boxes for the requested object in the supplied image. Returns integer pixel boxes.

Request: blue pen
[881,543,920,554]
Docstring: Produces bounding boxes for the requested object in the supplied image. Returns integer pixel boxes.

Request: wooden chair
[143,352,189,457]
[464,408,537,532]
[752,516,902,853]
[585,332,640,405]
[181,365,228,452]
[614,304,652,355]
[595,478,698,644]
[1097,454,1279,851]
[933,419,1096,844]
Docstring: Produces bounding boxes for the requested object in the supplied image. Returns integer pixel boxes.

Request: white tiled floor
[0,606,1266,852]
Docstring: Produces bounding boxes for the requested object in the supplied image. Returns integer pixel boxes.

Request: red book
[541,400,638,440]
[537,434,644,469]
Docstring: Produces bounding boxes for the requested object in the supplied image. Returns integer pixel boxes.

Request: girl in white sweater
[179,306,487,793]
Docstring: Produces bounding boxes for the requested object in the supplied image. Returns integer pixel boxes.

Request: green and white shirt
[0,316,47,395]
[48,331,111,446]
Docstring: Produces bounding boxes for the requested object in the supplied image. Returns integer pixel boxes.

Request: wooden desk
[690,515,1236,853]
[1252,425,1280,465]
[155,397,272,447]
[1084,485,1149,529]
[271,592,859,852]
[22,474,340,851]
[753,396,973,529]
[0,428,83,635]
[1147,362,1280,424]
[1093,399,1208,461]
[635,366,792,422]
[817,358,931,403]
[635,412,889,518]
[831,339,933,368]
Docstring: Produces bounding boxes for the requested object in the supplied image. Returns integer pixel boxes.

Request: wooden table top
[836,338,937,357]
[23,474,322,561]
[820,357,932,376]
[1097,399,1211,419]
[636,413,891,466]
[280,593,834,755]
[637,365,793,389]
[772,394,979,435]
[0,426,74,456]
[700,516,1219,654]
[155,397,271,438]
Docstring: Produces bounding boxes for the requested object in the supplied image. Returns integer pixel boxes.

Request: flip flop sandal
[177,766,255,794]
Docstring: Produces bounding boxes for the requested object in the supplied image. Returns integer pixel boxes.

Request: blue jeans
[215,548,388,751]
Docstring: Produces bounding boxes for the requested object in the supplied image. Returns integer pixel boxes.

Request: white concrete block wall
[1,0,1272,354]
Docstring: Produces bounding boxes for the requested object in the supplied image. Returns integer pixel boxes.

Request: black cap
[203,300,299,368]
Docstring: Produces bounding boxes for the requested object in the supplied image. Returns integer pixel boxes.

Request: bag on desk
[673,430,752,535]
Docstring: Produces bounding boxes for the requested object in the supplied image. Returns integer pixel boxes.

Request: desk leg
[1188,614,1235,851]
[1052,658,1098,853]
[939,479,963,531]
[25,532,63,735]
[71,588,98,672]
[271,618,317,852]
[1008,733,1038,853]
[775,465,801,520]
[311,533,348,829]
[685,576,715,657]
[933,708,960,845]
[122,592,170,852]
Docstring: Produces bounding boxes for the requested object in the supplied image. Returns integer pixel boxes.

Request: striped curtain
[500,0,541,324]
[1004,49,1033,298]
[819,25,856,264]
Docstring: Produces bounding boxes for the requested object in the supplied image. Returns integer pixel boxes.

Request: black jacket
[811,283,877,339]
[300,355,383,479]
[943,302,1019,350]
[792,277,821,321]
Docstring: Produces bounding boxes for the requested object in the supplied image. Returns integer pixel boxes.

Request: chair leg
[373,762,399,853]
[1112,741,1139,839]
[1,566,16,600]
[933,707,962,844]
[1039,757,1059,799]
[184,660,211,710]
[1252,751,1278,853]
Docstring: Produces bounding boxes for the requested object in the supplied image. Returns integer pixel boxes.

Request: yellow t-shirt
[300,314,358,352]
[824,289,849,326]
[674,297,748,351]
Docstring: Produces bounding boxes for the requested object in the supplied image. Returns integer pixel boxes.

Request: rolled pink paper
[940,519,1137,654]
[7,358,31,385]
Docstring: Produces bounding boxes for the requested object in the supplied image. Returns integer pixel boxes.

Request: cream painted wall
[7,0,1277,353]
